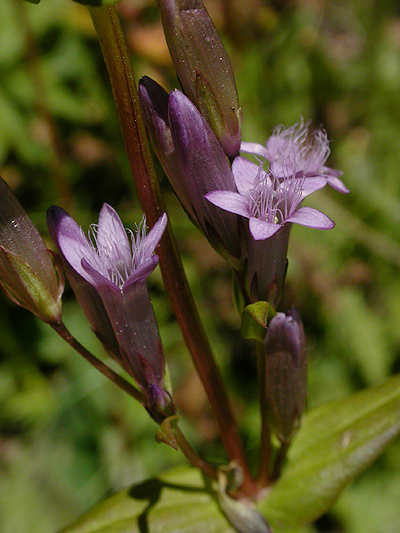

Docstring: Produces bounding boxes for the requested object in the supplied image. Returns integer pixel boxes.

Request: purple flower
[241,119,349,194]
[47,204,168,402]
[0,176,63,324]
[206,156,334,241]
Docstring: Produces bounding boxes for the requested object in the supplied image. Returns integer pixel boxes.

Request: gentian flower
[139,79,245,269]
[241,119,349,194]
[206,156,335,304]
[0,176,63,324]
[47,204,170,414]
[206,156,334,241]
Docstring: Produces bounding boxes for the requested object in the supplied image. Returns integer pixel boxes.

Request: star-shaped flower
[206,156,334,241]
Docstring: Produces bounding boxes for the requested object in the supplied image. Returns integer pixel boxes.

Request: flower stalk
[51,321,145,404]
[89,5,255,496]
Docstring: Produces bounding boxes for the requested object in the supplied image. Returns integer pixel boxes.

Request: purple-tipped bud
[157,0,241,156]
[47,204,168,405]
[0,177,63,324]
[138,77,196,221]
[168,90,244,268]
[264,309,307,444]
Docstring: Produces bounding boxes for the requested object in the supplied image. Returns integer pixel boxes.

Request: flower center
[249,166,303,224]
[81,217,148,288]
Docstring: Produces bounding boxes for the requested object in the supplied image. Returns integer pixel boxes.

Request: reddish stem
[89,5,256,497]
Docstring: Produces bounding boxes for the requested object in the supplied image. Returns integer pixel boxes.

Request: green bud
[157,0,241,157]
[0,177,64,324]
[155,415,179,450]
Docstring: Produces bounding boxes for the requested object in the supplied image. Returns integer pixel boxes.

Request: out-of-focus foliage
[1,0,400,532]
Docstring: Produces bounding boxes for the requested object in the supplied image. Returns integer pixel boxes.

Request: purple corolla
[206,156,335,241]
[47,204,169,410]
[241,120,349,194]
[206,154,337,304]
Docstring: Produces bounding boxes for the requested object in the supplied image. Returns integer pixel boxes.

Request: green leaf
[260,373,400,530]
[59,465,235,533]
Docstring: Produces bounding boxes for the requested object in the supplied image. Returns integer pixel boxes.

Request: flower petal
[97,204,131,266]
[81,258,120,293]
[124,256,159,289]
[249,217,282,240]
[240,141,268,159]
[327,175,350,194]
[286,206,335,229]
[300,176,328,197]
[140,213,167,260]
[232,156,266,197]
[206,191,250,218]
[47,206,94,282]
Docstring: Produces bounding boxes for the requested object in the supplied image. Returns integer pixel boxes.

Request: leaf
[59,465,235,533]
[260,373,400,530]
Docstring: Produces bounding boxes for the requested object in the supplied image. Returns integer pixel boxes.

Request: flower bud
[0,177,63,324]
[264,309,307,444]
[157,0,241,156]
[169,90,244,268]
[138,77,196,221]
[140,80,245,268]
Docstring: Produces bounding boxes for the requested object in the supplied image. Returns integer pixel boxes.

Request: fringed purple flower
[47,204,169,412]
[206,156,334,241]
[241,119,349,194]
[206,155,335,304]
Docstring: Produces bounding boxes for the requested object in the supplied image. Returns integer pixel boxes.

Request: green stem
[89,5,256,497]
[256,339,273,487]
[51,321,144,404]
[173,423,218,481]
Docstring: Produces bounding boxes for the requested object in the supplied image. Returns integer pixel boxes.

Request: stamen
[80,216,149,289]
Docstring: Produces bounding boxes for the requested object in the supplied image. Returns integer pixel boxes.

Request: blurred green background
[1,0,400,531]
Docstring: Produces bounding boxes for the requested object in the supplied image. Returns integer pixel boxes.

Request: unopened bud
[157,0,241,156]
[264,309,307,443]
[0,177,63,324]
